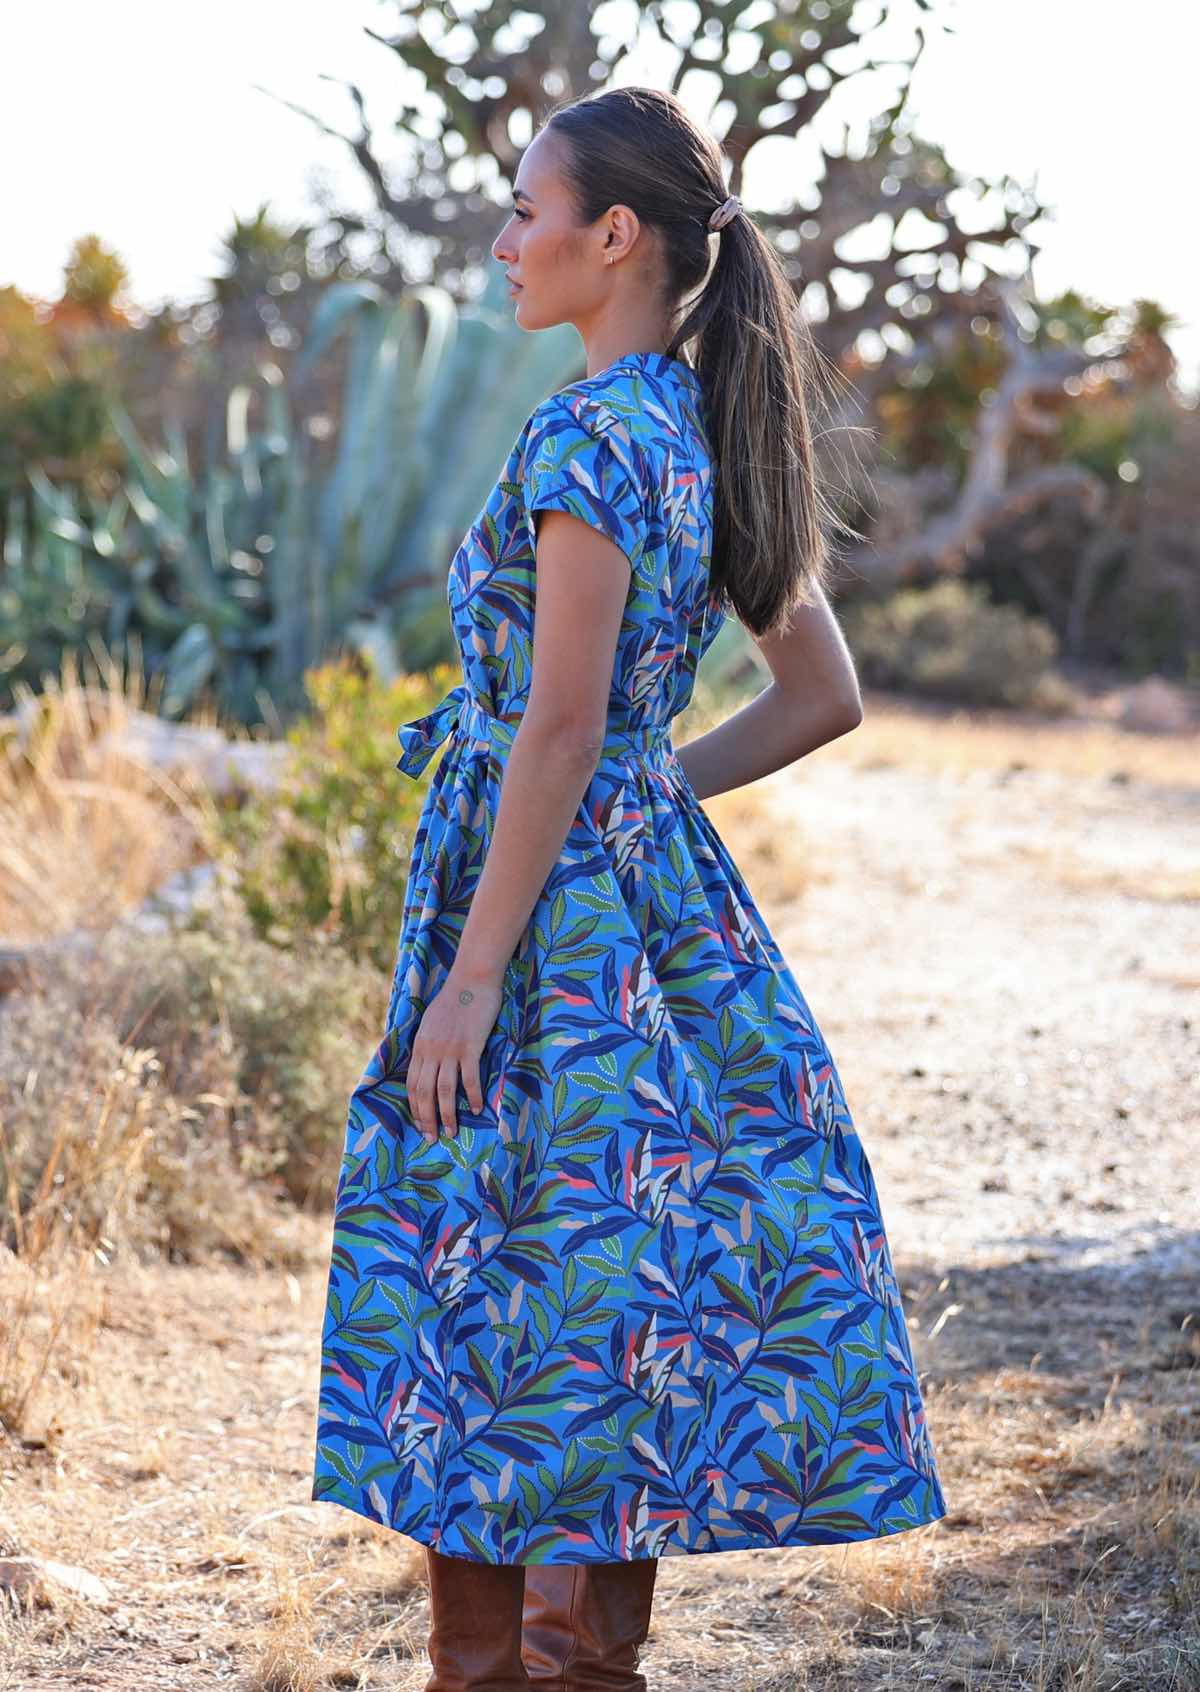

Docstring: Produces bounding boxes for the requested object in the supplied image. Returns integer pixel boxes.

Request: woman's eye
[513,208,529,221]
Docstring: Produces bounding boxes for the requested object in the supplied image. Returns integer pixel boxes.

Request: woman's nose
[493,218,520,260]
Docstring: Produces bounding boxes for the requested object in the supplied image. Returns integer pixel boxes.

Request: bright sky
[1,0,1195,393]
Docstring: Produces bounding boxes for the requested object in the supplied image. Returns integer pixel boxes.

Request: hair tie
[707,194,742,232]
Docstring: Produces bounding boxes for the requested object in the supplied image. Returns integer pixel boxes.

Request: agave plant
[0,265,583,724]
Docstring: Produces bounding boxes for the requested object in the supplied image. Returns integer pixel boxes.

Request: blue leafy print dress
[312,350,948,1564]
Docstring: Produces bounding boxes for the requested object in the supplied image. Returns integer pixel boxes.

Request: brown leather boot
[521,1559,659,1691]
[423,1545,532,1691]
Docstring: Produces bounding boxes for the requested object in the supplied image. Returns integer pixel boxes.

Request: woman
[312,84,947,1691]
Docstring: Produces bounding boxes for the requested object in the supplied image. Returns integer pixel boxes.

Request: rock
[90,707,290,795]
[1,860,228,998]
[0,1555,111,1609]
[122,862,222,934]
[1117,677,1196,734]
[1,697,290,794]
[0,930,100,997]
[0,1559,43,1607]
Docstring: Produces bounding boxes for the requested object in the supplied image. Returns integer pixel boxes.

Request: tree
[266,1,1091,596]
[0,238,131,498]
[206,202,325,357]
[267,0,1042,371]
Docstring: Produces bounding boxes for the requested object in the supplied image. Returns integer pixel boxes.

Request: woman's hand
[405,967,505,1143]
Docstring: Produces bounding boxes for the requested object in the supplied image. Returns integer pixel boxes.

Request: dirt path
[3,702,1197,1691]
[755,738,1199,1285]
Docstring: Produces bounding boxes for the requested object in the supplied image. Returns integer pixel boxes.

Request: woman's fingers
[461,1055,484,1114]
[437,1062,460,1139]
[407,1051,471,1142]
[407,1051,435,1140]
[402,973,504,1146]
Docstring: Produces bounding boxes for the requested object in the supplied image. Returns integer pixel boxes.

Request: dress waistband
[395,682,673,779]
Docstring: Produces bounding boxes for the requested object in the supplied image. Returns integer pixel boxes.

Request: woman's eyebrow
[513,189,534,205]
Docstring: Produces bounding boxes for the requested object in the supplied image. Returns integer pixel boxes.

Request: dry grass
[2,1247,1196,1689]
[703,779,817,907]
[0,646,230,945]
[0,921,339,1335]
[999,840,1200,907]
[0,654,387,1304]
[832,685,1200,790]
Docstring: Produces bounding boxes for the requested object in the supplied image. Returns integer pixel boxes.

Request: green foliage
[1028,287,1123,360]
[0,285,111,495]
[877,290,1136,479]
[842,579,1062,709]
[877,330,1008,476]
[61,233,132,313]
[107,902,387,1212]
[217,656,458,974]
[0,900,386,1254]
[1059,387,1178,486]
[0,266,584,725]
[207,202,317,309]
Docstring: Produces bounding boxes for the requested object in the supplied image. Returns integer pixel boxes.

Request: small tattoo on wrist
[458,988,475,1005]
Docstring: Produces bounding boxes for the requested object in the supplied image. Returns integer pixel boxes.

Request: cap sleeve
[522,400,645,572]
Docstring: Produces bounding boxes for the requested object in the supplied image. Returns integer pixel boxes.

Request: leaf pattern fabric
[312,351,948,1564]
[522,396,646,571]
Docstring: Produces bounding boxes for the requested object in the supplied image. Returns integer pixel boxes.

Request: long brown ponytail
[541,83,848,636]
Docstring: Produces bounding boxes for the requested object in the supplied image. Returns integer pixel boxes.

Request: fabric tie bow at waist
[395,683,674,778]
[395,683,478,777]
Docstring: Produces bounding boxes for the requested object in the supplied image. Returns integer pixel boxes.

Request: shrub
[0,893,387,1263]
[216,656,458,972]
[842,578,1064,709]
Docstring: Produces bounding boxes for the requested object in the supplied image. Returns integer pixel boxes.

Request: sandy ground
[2,695,1197,1690]
[760,738,1198,1288]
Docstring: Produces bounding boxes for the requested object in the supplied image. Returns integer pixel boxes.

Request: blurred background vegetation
[1,0,1197,1270]
[3,0,1196,737]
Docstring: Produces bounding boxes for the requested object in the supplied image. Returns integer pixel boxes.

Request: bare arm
[406,504,627,1141]
[449,504,629,988]
[674,582,863,802]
